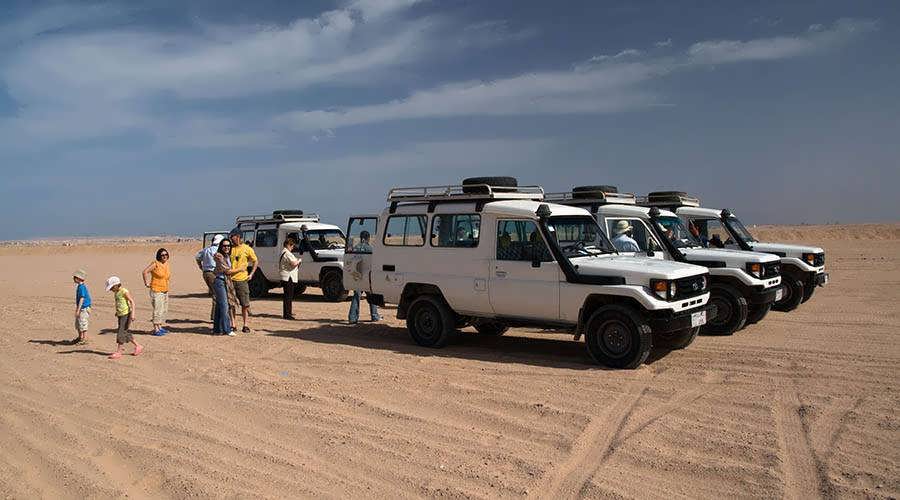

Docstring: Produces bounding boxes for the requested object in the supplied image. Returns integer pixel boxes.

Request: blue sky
[1,0,898,239]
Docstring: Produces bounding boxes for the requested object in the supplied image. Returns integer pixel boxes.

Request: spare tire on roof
[572,185,618,199]
[462,176,518,194]
[648,191,690,198]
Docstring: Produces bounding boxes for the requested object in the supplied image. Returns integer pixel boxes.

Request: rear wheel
[800,280,816,303]
[321,270,348,302]
[655,327,699,350]
[746,303,772,325]
[584,306,651,369]
[702,284,748,335]
[473,320,509,336]
[407,296,456,347]
[773,277,804,312]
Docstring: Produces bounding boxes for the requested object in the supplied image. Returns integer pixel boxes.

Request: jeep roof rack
[235,210,321,225]
[387,183,545,213]
[544,190,637,206]
[637,191,701,208]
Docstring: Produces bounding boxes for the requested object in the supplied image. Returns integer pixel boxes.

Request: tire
[321,269,348,302]
[292,284,308,300]
[702,284,748,336]
[407,296,456,347]
[655,327,699,350]
[584,306,651,369]
[648,191,689,198]
[573,185,618,198]
[745,302,771,325]
[473,320,509,336]
[461,176,518,194]
[248,272,270,298]
[800,281,816,303]
[773,277,804,312]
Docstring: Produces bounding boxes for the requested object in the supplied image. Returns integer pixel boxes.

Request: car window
[431,214,480,248]
[691,218,733,248]
[605,218,657,253]
[255,229,278,248]
[384,215,427,246]
[306,230,345,250]
[347,218,377,254]
[496,220,553,262]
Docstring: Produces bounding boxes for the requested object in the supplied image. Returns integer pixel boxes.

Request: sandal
[133,345,144,356]
[108,352,123,360]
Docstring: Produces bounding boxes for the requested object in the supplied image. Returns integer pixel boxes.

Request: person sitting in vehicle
[709,233,725,248]
[611,220,641,252]
[688,221,708,247]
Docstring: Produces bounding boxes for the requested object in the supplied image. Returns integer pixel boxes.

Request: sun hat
[212,234,225,246]
[614,220,633,235]
[73,269,87,281]
[105,276,122,291]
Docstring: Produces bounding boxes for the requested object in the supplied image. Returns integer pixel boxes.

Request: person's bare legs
[242,306,250,330]
[131,340,143,356]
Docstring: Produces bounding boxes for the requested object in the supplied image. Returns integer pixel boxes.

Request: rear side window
[496,220,553,262]
[384,215,426,246]
[431,214,480,247]
[255,229,278,247]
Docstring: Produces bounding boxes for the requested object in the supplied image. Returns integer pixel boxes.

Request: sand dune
[0,224,897,498]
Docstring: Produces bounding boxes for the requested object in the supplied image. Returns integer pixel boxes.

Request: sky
[1,0,898,239]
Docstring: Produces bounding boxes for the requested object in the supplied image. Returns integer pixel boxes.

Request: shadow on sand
[28,339,74,347]
[267,323,670,370]
[58,349,109,356]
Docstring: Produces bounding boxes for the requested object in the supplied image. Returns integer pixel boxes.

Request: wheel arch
[575,294,647,340]
[398,283,449,320]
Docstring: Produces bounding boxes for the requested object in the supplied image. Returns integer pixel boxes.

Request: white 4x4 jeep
[228,210,348,301]
[343,177,716,369]
[641,192,828,312]
[546,186,783,336]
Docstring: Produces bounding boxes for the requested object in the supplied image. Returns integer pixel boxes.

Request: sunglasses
[160,254,169,257]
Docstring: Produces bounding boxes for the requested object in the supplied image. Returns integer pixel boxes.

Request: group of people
[69,228,380,359]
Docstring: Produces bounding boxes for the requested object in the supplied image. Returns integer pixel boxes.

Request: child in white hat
[72,269,92,345]
[105,276,143,359]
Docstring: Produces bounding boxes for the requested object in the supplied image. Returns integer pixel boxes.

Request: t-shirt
[150,261,170,293]
[612,234,641,253]
[115,288,131,317]
[75,283,92,309]
[230,244,258,282]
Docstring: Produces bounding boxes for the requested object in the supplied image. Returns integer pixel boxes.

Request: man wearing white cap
[196,234,225,321]
[611,220,641,253]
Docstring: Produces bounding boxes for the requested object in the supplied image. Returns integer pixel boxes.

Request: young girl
[105,276,143,359]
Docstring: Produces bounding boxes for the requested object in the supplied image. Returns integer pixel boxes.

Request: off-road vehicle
[342,177,716,369]
[546,186,782,335]
[640,192,828,312]
[226,210,348,301]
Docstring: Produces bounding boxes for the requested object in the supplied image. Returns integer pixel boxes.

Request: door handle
[495,270,508,278]
[383,265,396,272]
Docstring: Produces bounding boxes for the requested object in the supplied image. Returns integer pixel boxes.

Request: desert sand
[0,224,897,499]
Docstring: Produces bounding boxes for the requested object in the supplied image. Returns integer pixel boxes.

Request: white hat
[614,220,633,235]
[105,276,122,291]
[212,234,225,245]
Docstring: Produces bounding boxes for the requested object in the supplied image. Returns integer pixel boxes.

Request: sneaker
[158,327,169,334]
[152,330,167,337]
[75,338,88,345]
[226,331,237,337]
[242,326,251,333]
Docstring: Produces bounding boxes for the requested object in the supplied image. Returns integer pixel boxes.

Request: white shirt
[279,248,301,282]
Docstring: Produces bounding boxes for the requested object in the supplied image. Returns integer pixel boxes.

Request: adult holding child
[279,237,302,320]
[228,229,258,333]
[142,248,171,336]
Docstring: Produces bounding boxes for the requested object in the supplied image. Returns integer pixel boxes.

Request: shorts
[116,315,133,344]
[233,280,251,307]
[150,291,168,324]
[75,308,90,332]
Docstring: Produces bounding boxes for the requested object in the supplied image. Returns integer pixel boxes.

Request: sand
[0,224,897,499]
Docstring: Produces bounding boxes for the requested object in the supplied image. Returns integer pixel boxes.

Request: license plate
[775,288,784,301]
[823,274,829,284]
[691,311,707,327]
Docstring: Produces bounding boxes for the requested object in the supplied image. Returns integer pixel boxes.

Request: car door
[489,219,560,320]
[343,215,379,293]
[252,224,280,281]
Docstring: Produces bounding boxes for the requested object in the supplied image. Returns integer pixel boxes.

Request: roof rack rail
[387,184,544,203]
[638,192,701,208]
[544,191,637,205]
[235,211,321,224]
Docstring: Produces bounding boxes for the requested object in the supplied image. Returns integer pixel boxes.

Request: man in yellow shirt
[229,229,258,333]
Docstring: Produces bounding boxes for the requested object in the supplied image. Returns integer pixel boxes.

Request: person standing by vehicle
[279,237,302,320]
[213,239,245,335]
[348,230,380,324]
[229,229,258,333]
[196,234,224,321]
[143,248,171,336]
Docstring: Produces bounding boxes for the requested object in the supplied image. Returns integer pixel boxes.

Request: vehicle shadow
[267,324,671,370]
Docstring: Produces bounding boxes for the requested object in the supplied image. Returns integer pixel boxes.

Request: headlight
[700,275,707,290]
[650,279,675,300]
[803,253,818,266]
[746,262,763,279]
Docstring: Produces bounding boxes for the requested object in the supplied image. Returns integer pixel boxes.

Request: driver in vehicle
[611,220,641,252]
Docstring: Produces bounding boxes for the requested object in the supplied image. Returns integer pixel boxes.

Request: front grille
[813,253,825,267]
[763,262,781,278]
[674,274,707,300]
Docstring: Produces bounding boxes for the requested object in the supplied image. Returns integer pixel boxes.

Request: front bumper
[748,285,780,305]
[648,303,718,333]
[815,272,829,287]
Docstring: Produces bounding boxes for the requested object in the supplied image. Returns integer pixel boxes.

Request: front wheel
[321,270,348,302]
[656,327,699,350]
[746,302,772,325]
[407,296,456,347]
[584,306,651,369]
[702,284,748,336]
[773,277,804,312]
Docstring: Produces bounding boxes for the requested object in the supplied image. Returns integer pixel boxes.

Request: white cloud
[280,18,878,133]
[347,0,424,20]
[654,38,673,48]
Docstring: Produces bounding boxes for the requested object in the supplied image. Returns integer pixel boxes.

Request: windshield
[725,216,757,243]
[654,216,702,249]
[546,216,616,258]
[289,229,346,250]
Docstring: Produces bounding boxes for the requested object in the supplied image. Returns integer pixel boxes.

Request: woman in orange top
[142,248,171,336]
